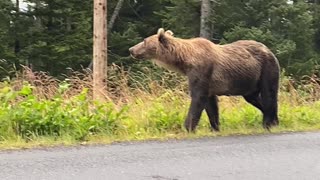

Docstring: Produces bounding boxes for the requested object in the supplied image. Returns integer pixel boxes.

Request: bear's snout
[129,46,144,59]
[129,47,138,59]
[129,47,134,56]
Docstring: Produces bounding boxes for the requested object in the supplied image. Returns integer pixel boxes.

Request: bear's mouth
[130,53,145,60]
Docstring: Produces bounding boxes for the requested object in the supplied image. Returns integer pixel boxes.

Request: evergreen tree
[0,0,319,77]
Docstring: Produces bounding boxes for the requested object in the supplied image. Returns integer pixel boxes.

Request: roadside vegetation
[1,66,320,149]
[1,0,320,149]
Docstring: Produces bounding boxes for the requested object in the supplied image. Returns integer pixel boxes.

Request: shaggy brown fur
[129,28,280,132]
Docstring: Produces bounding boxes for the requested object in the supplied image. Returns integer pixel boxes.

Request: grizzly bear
[129,28,280,132]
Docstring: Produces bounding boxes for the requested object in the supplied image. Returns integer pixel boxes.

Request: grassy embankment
[1,66,320,149]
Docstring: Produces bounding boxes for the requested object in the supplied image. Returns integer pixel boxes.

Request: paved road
[1,132,320,180]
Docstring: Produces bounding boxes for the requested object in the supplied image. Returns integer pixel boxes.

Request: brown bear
[129,28,280,132]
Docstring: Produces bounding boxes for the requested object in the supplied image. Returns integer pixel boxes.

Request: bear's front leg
[184,86,208,132]
[205,95,220,131]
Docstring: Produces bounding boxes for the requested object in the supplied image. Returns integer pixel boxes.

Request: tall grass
[0,65,320,148]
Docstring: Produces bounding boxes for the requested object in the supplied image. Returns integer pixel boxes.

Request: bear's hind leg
[261,78,279,129]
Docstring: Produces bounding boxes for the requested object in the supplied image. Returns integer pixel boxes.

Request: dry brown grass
[279,74,320,105]
[2,65,320,107]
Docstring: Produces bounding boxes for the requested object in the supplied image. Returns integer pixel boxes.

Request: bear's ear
[157,28,165,36]
[157,28,168,47]
[165,30,174,36]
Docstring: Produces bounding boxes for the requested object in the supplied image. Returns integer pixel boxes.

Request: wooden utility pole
[93,0,107,100]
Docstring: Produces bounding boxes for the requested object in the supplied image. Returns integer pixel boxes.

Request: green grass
[1,70,320,150]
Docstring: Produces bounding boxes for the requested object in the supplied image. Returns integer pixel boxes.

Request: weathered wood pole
[93,0,107,100]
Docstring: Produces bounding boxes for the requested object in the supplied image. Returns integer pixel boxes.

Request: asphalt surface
[1,132,320,180]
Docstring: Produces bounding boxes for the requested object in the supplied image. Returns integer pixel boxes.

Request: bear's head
[129,28,174,60]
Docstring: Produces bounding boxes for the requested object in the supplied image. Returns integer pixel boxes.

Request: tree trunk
[88,0,124,69]
[35,0,42,30]
[200,0,212,39]
[14,0,20,54]
[14,0,21,68]
[108,0,125,32]
[66,17,72,31]
[93,0,107,101]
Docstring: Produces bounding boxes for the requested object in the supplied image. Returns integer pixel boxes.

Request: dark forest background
[1,0,320,79]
